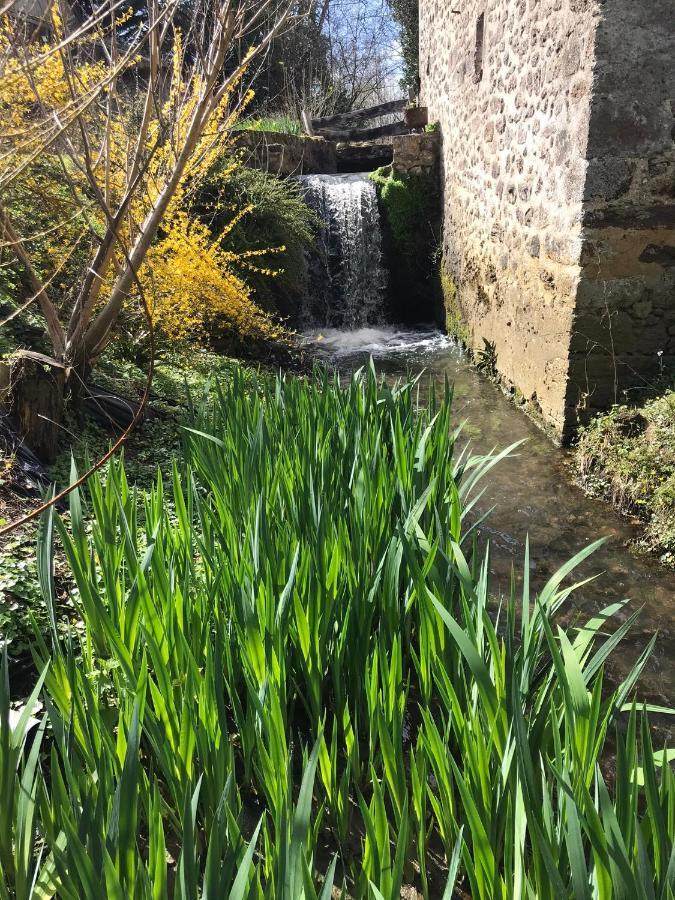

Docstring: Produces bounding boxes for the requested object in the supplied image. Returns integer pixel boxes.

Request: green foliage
[235,116,303,135]
[0,532,42,655]
[441,266,470,345]
[1,366,673,897]
[576,389,675,564]
[370,166,432,258]
[370,166,442,322]
[196,162,317,317]
[475,338,498,379]
[386,0,419,92]
[0,156,94,318]
[0,350,244,658]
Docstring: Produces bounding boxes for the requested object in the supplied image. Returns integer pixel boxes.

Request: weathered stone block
[392,133,440,174]
[584,157,636,201]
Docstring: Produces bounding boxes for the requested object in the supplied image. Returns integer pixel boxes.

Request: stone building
[419,0,675,440]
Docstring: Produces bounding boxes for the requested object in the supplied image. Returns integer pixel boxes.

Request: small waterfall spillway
[296,173,387,328]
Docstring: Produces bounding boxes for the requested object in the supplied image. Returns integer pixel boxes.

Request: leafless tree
[324,0,402,109]
[249,0,403,121]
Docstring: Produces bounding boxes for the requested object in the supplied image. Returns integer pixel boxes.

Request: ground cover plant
[575,390,675,566]
[234,116,304,135]
[1,366,674,897]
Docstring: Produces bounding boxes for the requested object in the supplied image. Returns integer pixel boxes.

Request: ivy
[386,0,419,91]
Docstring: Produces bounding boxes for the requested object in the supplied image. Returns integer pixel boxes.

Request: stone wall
[420,0,675,440]
[235,131,337,177]
[568,0,675,431]
[392,132,440,175]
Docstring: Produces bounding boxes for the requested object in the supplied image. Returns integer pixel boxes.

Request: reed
[1,365,672,898]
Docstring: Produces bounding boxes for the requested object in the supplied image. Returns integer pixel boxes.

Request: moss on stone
[370,166,443,323]
[370,167,429,255]
[440,265,470,345]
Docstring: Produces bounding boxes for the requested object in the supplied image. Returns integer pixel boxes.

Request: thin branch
[0,200,66,356]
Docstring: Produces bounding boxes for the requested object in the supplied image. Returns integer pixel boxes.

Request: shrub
[576,390,675,563]
[195,161,318,321]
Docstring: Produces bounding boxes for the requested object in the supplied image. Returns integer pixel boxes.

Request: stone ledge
[234,131,337,177]
[583,202,675,229]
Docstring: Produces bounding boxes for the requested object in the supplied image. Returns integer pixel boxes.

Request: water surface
[305,326,675,712]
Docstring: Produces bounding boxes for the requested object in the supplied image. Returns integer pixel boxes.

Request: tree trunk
[7,352,67,463]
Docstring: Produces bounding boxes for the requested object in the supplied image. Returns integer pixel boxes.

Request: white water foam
[302,326,455,358]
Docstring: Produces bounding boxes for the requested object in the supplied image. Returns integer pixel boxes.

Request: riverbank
[574,389,675,568]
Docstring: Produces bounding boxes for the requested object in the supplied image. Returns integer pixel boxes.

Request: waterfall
[295,173,387,328]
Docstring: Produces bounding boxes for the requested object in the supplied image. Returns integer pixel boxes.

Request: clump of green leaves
[195,162,318,318]
[1,365,673,897]
[576,390,675,564]
[475,337,498,379]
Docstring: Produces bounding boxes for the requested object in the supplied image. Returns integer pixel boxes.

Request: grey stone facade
[420,0,675,439]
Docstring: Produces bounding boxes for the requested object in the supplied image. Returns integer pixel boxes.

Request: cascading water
[295,173,387,328]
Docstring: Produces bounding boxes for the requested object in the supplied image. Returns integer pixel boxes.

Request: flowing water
[295,174,387,328]
[296,172,674,717]
[304,326,675,716]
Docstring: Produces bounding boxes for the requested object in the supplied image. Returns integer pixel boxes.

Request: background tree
[240,0,406,122]
[323,0,403,109]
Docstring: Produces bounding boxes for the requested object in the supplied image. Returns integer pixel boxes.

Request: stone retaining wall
[420,0,675,440]
[235,131,337,177]
[392,132,440,175]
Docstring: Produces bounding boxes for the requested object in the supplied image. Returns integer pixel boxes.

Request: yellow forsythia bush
[145,208,287,343]
[1,12,290,349]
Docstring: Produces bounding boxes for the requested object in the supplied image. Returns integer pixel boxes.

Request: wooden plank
[310,98,407,130]
[314,120,412,142]
[301,110,315,136]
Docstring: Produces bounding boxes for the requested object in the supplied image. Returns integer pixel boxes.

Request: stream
[296,170,673,724]
[304,326,675,719]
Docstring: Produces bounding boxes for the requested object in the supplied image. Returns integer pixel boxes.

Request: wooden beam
[301,109,315,136]
[310,98,407,130]
[315,120,412,142]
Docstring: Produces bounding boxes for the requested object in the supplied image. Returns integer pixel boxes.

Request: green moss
[575,390,675,564]
[370,166,442,322]
[440,265,470,345]
[370,166,434,261]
